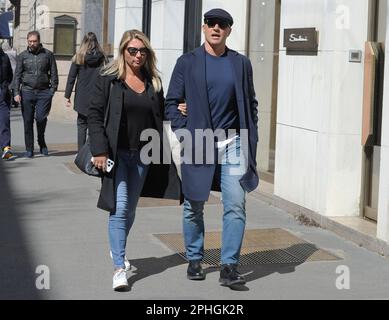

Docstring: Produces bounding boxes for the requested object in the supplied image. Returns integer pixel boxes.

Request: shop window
[54,15,77,57]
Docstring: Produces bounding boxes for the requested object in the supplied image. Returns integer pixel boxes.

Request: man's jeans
[109,149,149,270]
[183,136,247,265]
[21,89,53,151]
[0,90,11,149]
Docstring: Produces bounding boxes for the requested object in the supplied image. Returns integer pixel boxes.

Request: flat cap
[204,8,233,26]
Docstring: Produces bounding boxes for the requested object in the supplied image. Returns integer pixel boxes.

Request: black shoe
[187,260,205,280]
[219,264,246,286]
[40,147,49,156]
[25,151,34,158]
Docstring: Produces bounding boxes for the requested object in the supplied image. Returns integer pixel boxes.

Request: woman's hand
[92,154,109,172]
[65,99,72,108]
[178,103,187,116]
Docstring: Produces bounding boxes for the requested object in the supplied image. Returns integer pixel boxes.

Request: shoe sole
[187,274,206,281]
[219,278,246,286]
[113,283,129,291]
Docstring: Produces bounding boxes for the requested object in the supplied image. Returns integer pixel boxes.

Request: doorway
[363,0,386,221]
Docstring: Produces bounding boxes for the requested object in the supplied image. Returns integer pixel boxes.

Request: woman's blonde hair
[72,32,106,65]
[101,30,161,92]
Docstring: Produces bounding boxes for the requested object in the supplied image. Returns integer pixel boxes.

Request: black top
[205,50,240,133]
[117,81,157,151]
[64,51,106,116]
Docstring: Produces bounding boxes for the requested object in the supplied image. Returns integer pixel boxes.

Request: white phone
[106,159,115,173]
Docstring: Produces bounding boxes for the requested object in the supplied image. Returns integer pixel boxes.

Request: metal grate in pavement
[154,228,341,266]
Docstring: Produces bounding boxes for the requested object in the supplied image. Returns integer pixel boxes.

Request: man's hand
[178,103,187,116]
[14,95,21,104]
[92,154,108,173]
[65,99,72,108]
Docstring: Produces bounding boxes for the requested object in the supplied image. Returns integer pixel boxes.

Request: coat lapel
[192,46,213,128]
[145,80,163,133]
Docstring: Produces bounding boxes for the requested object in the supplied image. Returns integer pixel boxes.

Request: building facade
[8,0,389,251]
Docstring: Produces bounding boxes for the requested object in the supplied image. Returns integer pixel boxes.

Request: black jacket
[88,73,182,212]
[14,45,58,95]
[0,49,13,104]
[64,51,106,116]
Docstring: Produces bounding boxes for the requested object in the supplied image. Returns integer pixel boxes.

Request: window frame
[53,15,77,59]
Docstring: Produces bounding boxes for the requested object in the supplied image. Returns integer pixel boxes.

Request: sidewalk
[1,107,389,300]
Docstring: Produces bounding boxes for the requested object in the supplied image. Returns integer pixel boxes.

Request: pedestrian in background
[88,30,181,291]
[64,32,107,151]
[13,31,58,158]
[0,44,13,160]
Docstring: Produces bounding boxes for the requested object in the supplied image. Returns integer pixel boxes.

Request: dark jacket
[64,51,106,116]
[165,45,259,202]
[88,72,182,212]
[14,45,58,96]
[0,49,13,104]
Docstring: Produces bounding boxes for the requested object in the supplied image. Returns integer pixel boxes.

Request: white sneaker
[112,269,128,290]
[110,251,131,272]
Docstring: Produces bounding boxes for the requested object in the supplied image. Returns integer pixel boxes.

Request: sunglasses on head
[204,18,230,29]
[126,47,149,56]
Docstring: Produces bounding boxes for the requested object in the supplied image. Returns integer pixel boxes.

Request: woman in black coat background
[64,32,107,150]
[88,30,181,291]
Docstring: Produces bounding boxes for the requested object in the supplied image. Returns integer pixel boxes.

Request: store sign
[283,28,318,55]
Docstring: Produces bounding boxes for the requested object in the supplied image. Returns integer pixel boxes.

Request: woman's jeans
[109,149,149,270]
[183,136,247,265]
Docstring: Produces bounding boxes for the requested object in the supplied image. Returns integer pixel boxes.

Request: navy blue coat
[165,45,259,202]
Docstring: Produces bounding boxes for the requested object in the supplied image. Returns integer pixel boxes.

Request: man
[0,44,13,160]
[165,8,259,287]
[14,31,58,158]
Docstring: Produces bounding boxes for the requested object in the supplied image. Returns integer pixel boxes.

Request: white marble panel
[249,51,274,113]
[155,49,184,92]
[116,0,143,8]
[277,49,363,135]
[377,146,389,241]
[151,1,184,49]
[317,51,364,135]
[249,0,277,53]
[150,0,165,49]
[274,124,318,212]
[316,133,362,217]
[114,6,143,55]
[277,51,322,132]
[202,0,248,52]
[280,0,369,52]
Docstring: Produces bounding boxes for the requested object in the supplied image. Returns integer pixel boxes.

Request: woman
[88,30,181,291]
[64,32,107,150]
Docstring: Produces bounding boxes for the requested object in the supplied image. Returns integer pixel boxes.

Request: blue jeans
[183,136,247,265]
[109,149,149,270]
